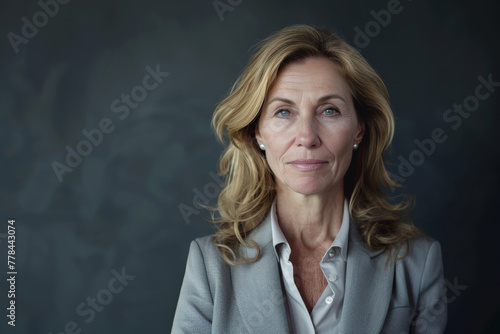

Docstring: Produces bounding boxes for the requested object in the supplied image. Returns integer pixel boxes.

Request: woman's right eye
[276,109,291,117]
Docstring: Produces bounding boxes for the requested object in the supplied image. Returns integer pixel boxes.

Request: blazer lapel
[339,222,395,334]
[230,216,290,334]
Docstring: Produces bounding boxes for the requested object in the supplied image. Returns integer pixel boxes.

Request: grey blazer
[172,215,447,334]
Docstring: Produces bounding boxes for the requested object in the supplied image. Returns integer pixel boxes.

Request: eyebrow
[266,94,347,105]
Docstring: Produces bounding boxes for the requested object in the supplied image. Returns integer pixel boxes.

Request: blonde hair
[211,24,421,265]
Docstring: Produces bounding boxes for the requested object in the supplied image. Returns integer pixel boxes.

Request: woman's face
[256,57,364,197]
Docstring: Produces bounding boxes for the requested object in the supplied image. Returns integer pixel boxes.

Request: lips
[288,159,328,171]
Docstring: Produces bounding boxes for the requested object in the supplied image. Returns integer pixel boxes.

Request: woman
[172,25,446,334]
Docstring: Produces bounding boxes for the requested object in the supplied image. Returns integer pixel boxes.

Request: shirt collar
[271,199,350,262]
[270,203,288,260]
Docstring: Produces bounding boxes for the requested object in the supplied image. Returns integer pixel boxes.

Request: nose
[295,116,320,148]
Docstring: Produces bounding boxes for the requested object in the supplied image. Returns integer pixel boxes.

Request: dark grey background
[1,0,499,333]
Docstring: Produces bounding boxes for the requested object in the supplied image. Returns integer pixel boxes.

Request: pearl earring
[353,143,359,150]
[259,144,266,151]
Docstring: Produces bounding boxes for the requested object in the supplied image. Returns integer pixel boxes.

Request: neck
[275,187,345,251]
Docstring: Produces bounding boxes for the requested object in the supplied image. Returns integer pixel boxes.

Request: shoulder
[392,236,445,296]
[191,234,217,254]
[187,234,227,269]
[182,234,236,299]
[397,236,443,269]
[349,220,442,268]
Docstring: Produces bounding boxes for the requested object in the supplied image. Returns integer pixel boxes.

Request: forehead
[267,57,352,100]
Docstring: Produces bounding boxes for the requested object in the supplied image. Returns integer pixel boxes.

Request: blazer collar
[248,211,274,249]
[338,221,395,333]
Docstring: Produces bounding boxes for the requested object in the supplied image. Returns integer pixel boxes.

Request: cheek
[264,134,286,165]
[259,121,291,153]
[259,129,289,175]
[326,126,356,163]
[339,146,354,169]
[329,144,352,172]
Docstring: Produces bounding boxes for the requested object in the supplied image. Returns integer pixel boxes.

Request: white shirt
[271,199,350,334]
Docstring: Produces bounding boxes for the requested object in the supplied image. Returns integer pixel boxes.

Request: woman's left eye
[323,108,338,116]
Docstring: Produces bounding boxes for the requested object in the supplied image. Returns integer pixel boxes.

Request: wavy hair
[211,24,421,265]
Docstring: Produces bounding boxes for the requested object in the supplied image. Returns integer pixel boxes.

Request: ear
[354,119,365,143]
[255,125,263,145]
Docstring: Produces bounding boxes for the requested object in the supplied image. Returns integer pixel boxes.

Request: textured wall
[0,0,499,333]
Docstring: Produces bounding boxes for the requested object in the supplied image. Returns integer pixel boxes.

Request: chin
[286,178,332,196]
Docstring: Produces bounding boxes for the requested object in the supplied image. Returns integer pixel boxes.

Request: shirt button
[328,250,336,258]
[328,274,338,282]
[325,296,334,304]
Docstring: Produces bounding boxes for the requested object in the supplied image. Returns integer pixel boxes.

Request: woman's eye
[276,109,291,117]
[324,108,338,116]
